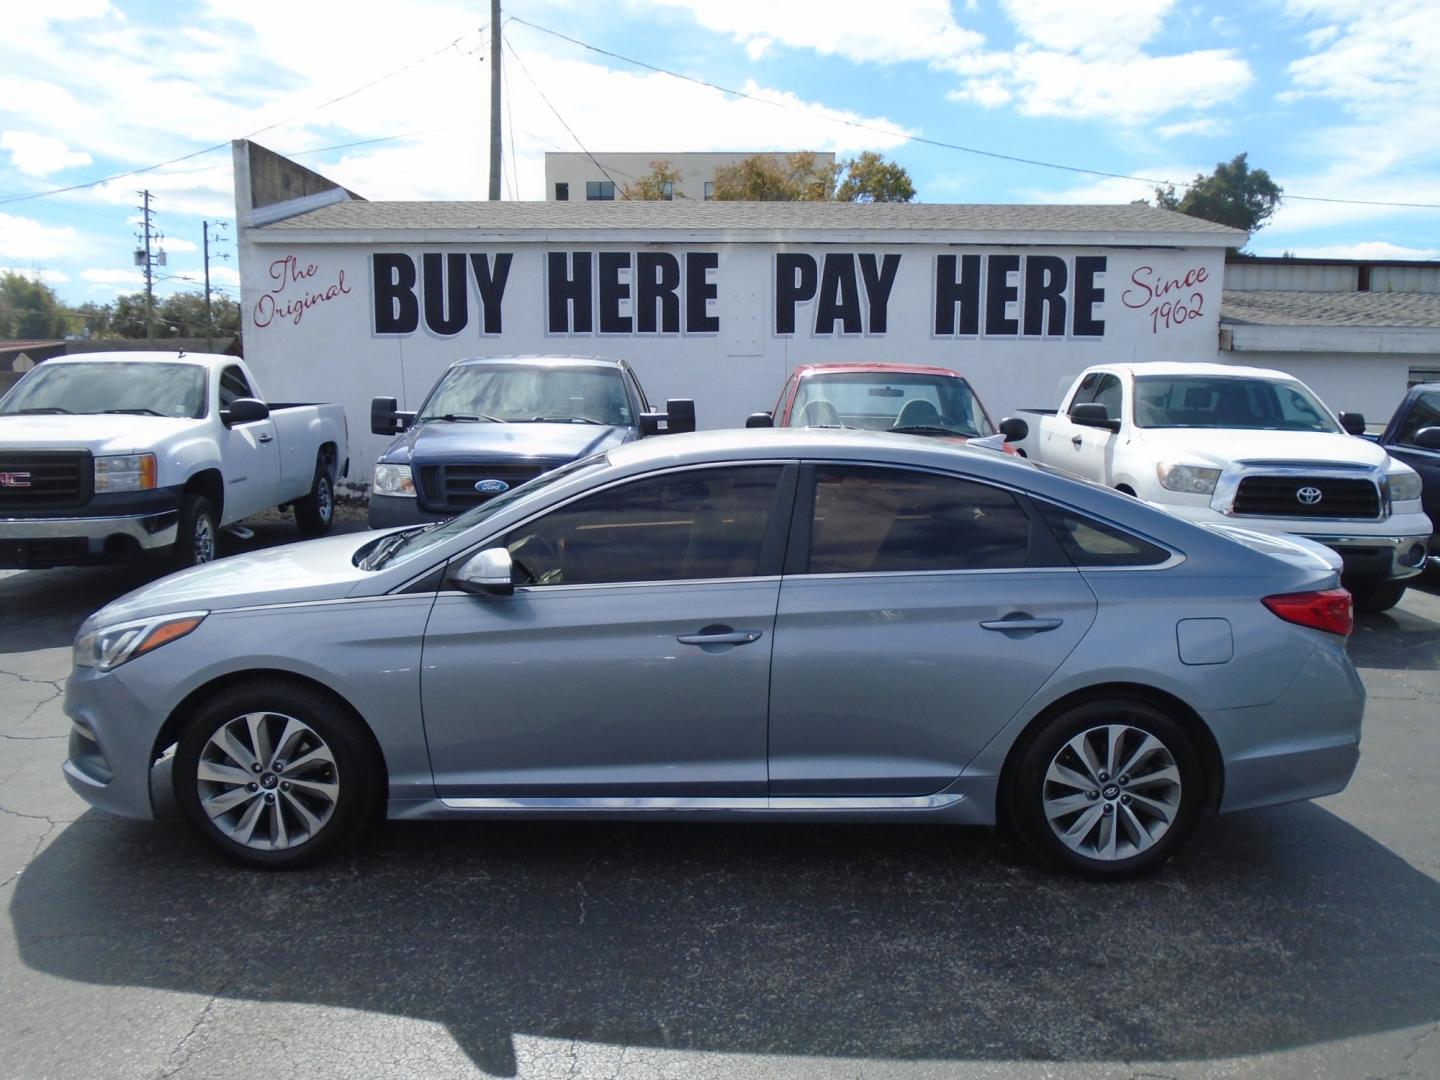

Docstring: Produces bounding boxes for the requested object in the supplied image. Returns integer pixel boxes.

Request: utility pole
[133,191,165,344]
[202,221,229,353]
[489,0,502,200]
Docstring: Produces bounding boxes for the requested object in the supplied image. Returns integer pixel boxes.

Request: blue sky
[1,0,1437,312]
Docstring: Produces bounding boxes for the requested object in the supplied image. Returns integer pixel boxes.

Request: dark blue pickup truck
[1373,382,1440,565]
[368,355,693,528]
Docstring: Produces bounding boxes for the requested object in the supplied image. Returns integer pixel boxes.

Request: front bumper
[62,665,160,820]
[0,511,179,567]
[367,493,450,529]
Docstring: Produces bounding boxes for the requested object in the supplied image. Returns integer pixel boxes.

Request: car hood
[381,420,631,465]
[0,413,197,455]
[1133,427,1389,469]
[82,530,380,631]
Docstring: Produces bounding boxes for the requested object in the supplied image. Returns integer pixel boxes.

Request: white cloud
[1156,118,1228,139]
[1251,240,1440,260]
[1,131,93,177]
[1000,0,1173,57]
[0,266,70,285]
[745,37,773,61]
[0,213,85,260]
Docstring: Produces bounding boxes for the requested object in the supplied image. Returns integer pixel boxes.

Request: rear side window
[806,466,1030,573]
[1036,502,1171,567]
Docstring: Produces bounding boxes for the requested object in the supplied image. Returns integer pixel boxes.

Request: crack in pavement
[156,990,228,1080]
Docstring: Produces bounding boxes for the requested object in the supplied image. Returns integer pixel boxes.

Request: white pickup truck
[1015,361,1432,611]
[0,351,347,569]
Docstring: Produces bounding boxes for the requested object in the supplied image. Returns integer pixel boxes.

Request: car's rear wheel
[1350,580,1406,614]
[293,457,335,536]
[1008,697,1203,879]
[173,680,380,869]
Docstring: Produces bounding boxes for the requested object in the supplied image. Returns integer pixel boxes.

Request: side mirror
[453,547,515,596]
[371,396,415,437]
[998,416,1029,443]
[745,412,774,429]
[222,397,270,426]
[1338,411,1367,436]
[1412,426,1440,451]
[1070,402,1120,434]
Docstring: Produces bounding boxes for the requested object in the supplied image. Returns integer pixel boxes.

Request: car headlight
[74,612,207,672]
[1156,462,1222,495]
[94,453,157,493]
[372,463,416,497]
[1389,468,1423,502]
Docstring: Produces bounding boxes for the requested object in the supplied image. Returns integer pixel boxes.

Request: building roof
[252,199,1245,247]
[1221,290,1440,328]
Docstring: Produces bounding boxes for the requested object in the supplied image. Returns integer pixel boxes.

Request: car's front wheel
[173,679,381,869]
[293,457,336,536]
[1008,697,1203,879]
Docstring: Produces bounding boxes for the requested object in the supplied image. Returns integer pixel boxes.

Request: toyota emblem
[1296,485,1323,506]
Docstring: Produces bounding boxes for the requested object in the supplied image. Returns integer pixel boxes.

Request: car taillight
[1262,588,1353,637]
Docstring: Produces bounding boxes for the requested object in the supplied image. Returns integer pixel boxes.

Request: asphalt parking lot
[1,516,1437,1080]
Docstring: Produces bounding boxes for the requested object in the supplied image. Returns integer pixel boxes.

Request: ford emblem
[474,478,510,494]
[1296,485,1323,506]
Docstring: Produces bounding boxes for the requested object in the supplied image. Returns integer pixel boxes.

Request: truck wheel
[293,459,335,537]
[172,494,218,569]
[1006,697,1203,879]
[172,679,381,869]
[1351,581,1406,614]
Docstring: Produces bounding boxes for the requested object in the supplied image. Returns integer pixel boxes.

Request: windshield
[790,371,994,437]
[0,362,206,419]
[363,454,611,571]
[419,365,632,426]
[1133,376,1339,432]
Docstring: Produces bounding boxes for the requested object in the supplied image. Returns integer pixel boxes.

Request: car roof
[1108,361,1300,380]
[452,355,627,370]
[38,351,224,369]
[793,362,970,379]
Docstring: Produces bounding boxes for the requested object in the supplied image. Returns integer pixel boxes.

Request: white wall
[238,237,1226,492]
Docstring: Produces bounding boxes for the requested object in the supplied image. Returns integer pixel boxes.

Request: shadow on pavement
[12,797,1439,1076]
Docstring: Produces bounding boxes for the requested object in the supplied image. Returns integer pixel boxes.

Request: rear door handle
[677,628,763,646]
[980,616,1063,633]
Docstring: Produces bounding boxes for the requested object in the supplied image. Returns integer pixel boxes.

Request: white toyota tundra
[1015,361,1431,611]
[0,351,347,569]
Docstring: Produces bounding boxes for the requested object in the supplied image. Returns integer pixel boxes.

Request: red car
[747,362,1026,453]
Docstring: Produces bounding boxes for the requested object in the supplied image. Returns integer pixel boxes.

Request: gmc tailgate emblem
[0,471,32,488]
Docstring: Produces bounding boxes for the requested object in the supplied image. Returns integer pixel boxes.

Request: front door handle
[980,615,1063,633]
[258,432,274,443]
[677,626,763,646]
[1070,435,1083,448]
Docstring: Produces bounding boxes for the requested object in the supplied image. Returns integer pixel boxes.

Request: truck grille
[416,461,557,513]
[0,451,92,510]
[1232,475,1381,519]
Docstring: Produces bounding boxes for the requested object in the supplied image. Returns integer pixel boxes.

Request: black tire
[173,679,382,869]
[172,494,218,570]
[293,457,335,537]
[1351,580,1407,614]
[1006,697,1204,880]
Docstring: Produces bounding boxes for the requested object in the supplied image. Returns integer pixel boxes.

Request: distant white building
[543,151,837,202]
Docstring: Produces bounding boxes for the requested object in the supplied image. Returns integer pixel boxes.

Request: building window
[554,182,569,201]
[661,181,674,201]
[703,181,715,201]
[586,180,616,201]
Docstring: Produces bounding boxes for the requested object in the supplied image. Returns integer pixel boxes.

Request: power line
[502,32,620,190]
[506,15,1440,212]
[502,38,521,199]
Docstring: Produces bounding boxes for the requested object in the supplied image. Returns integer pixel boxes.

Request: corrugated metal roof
[258,198,1245,239]
[1221,290,1440,328]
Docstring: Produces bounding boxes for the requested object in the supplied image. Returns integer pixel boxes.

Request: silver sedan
[63,429,1364,878]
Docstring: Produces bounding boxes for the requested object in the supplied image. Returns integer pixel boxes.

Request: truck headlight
[372,463,416,497]
[1389,469,1422,502]
[94,453,157,492]
[74,612,207,672]
[1156,462,1222,495]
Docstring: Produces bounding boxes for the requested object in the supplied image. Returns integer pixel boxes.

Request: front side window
[1396,391,1440,446]
[806,466,1030,573]
[1091,374,1123,419]
[219,365,253,408]
[1133,376,1339,432]
[502,466,783,585]
[419,365,632,426]
[586,180,616,201]
[788,372,994,436]
[0,361,206,419]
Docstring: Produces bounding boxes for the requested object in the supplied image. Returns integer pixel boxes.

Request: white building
[543,151,837,203]
[234,140,1245,492]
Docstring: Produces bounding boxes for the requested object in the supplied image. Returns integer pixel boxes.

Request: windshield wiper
[891,424,976,437]
[529,415,603,425]
[102,408,166,416]
[420,413,503,423]
[13,407,72,414]
[360,525,433,571]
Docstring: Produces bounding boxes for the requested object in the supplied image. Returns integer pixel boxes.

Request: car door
[1068,373,1122,483]
[1387,390,1440,533]
[419,462,795,799]
[217,363,280,520]
[767,463,1097,796]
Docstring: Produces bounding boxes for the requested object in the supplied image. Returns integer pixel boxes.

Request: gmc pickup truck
[0,352,347,569]
[1014,361,1430,611]
[368,354,694,527]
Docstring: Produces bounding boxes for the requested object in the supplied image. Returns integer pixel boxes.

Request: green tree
[711,152,841,201]
[620,160,683,200]
[0,272,74,339]
[73,301,114,338]
[108,293,151,339]
[103,290,239,339]
[836,151,915,203]
[1154,152,1282,234]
